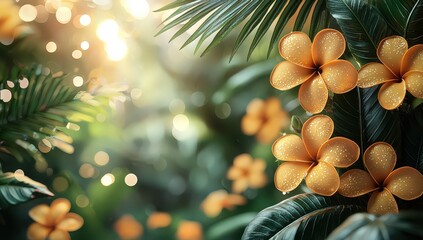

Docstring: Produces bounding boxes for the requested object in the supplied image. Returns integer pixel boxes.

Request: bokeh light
[19,4,37,22]
[76,194,90,208]
[101,173,115,186]
[81,41,90,50]
[52,176,69,192]
[72,50,82,59]
[124,173,138,187]
[121,0,150,19]
[73,76,84,87]
[56,7,72,24]
[105,38,128,61]
[94,151,110,166]
[96,19,119,41]
[173,114,189,131]
[79,14,91,26]
[46,41,57,53]
[79,163,95,178]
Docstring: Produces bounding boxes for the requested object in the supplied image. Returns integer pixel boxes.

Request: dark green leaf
[327,0,393,65]
[241,193,366,240]
[332,87,402,167]
[0,172,53,209]
[377,0,415,35]
[401,104,423,172]
[328,212,423,240]
[405,0,423,45]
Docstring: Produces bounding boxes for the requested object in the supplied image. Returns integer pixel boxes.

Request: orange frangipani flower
[338,142,423,215]
[147,212,172,229]
[272,115,360,196]
[227,153,267,193]
[358,36,423,110]
[176,221,203,240]
[114,214,143,240]
[270,29,358,114]
[27,198,84,240]
[241,97,290,144]
[200,190,246,218]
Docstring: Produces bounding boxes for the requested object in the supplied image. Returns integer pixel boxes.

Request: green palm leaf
[241,193,366,240]
[156,0,328,59]
[0,66,109,165]
[328,212,423,240]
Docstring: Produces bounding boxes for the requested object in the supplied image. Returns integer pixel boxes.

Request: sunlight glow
[97,19,119,41]
[79,14,91,26]
[105,38,128,61]
[122,0,150,19]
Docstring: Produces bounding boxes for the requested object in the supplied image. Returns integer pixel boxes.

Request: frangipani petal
[298,73,328,114]
[241,115,262,135]
[385,166,423,200]
[227,167,242,180]
[246,98,265,116]
[232,178,249,193]
[274,162,313,192]
[47,198,71,225]
[317,137,360,168]
[233,154,252,169]
[401,44,423,75]
[358,62,397,88]
[28,204,50,226]
[270,61,315,91]
[312,29,346,66]
[305,161,340,196]
[378,80,406,110]
[27,223,50,240]
[57,213,84,232]
[404,71,423,98]
[248,172,267,189]
[338,169,379,197]
[264,97,282,117]
[363,142,397,185]
[302,115,334,159]
[377,36,408,76]
[256,117,283,143]
[320,60,358,94]
[279,32,314,68]
[272,135,313,162]
[49,229,71,240]
[367,189,398,214]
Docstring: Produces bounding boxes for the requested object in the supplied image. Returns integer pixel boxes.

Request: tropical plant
[158,0,423,239]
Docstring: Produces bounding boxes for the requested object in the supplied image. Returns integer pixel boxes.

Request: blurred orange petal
[298,73,328,114]
[201,190,227,217]
[338,169,379,197]
[248,172,267,189]
[246,98,265,116]
[241,115,262,135]
[302,115,334,159]
[114,214,143,240]
[358,62,397,88]
[378,80,406,110]
[272,135,312,162]
[264,97,282,117]
[56,213,84,232]
[274,162,313,192]
[147,212,172,229]
[233,154,253,169]
[49,229,71,240]
[251,159,266,172]
[367,189,398,214]
[385,166,423,200]
[278,32,314,68]
[256,117,283,143]
[377,36,408,76]
[401,44,423,74]
[47,198,71,225]
[320,60,358,94]
[312,29,346,66]
[176,221,203,240]
[227,167,243,180]
[270,61,314,91]
[232,178,249,193]
[404,71,423,98]
[224,194,246,208]
[363,142,396,185]
[317,137,360,168]
[27,223,50,240]
[29,204,50,226]
[305,161,340,196]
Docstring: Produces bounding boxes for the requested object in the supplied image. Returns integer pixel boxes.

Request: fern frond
[0,65,111,169]
[156,0,328,59]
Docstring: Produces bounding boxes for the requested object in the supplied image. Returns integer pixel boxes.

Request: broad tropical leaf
[377,0,416,36]
[156,0,328,58]
[0,172,53,209]
[241,193,366,240]
[405,0,423,45]
[328,212,423,240]
[327,0,393,65]
[332,87,402,167]
[401,104,423,172]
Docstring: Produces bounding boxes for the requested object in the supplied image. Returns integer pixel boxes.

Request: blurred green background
[0,0,307,239]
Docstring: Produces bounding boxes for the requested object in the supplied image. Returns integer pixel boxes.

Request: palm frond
[156,0,328,59]
[0,65,111,169]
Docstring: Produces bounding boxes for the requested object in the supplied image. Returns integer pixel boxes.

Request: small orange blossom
[176,221,203,240]
[227,153,267,193]
[200,190,246,218]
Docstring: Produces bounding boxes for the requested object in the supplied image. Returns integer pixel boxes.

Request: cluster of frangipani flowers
[241,97,290,144]
[227,153,268,193]
[27,198,83,240]
[358,36,423,110]
[338,142,423,215]
[270,28,358,114]
[272,115,360,196]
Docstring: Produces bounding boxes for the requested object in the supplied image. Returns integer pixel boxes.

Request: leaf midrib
[404,0,421,38]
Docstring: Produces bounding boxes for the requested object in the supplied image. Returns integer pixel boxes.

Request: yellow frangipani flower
[272,115,360,196]
[358,36,423,110]
[227,153,267,193]
[27,198,84,240]
[338,142,423,215]
[270,29,358,114]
